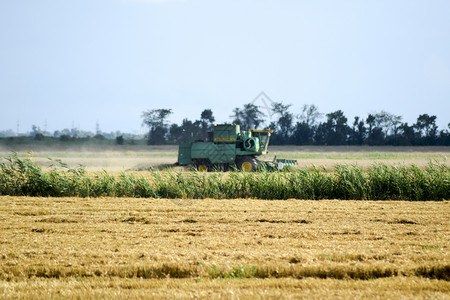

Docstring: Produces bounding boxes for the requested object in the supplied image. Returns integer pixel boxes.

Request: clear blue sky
[1,0,449,134]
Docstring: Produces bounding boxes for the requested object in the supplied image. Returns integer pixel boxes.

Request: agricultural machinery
[177,124,297,171]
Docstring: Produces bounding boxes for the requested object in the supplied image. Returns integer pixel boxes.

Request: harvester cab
[177,124,297,171]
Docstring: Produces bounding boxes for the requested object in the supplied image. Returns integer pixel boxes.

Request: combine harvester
[177,124,297,171]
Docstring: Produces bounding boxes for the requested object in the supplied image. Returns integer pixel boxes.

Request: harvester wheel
[193,160,210,172]
[236,156,258,172]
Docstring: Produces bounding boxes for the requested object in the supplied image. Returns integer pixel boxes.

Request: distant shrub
[116,135,124,145]
[94,134,106,140]
[59,135,71,142]
[34,133,44,141]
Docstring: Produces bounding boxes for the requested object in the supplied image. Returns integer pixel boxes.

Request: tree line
[0,126,144,143]
[1,103,447,146]
[142,103,449,146]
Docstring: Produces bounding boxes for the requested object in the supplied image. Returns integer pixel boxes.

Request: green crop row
[0,153,448,200]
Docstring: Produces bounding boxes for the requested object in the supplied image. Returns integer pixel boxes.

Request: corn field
[0,153,448,200]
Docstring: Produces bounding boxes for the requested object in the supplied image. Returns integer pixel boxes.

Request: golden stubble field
[0,146,449,298]
[0,196,448,299]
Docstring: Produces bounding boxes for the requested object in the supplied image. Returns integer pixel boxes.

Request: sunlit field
[0,197,448,298]
[0,146,448,298]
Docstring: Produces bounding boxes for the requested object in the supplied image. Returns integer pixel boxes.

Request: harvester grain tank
[177,124,296,171]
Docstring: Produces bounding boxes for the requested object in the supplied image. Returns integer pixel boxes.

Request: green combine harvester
[177,124,297,171]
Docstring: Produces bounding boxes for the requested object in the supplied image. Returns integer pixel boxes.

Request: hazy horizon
[1,0,449,134]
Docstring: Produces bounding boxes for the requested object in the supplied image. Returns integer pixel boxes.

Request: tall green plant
[1,154,448,201]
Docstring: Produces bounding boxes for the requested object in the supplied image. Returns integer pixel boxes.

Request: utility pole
[96,120,101,135]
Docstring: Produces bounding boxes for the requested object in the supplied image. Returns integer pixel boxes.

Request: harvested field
[0,196,449,298]
[0,146,449,298]
[0,145,448,171]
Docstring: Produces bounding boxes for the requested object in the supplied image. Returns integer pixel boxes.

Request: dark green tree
[292,121,314,145]
[141,109,173,145]
[348,116,366,145]
[366,114,376,137]
[231,103,265,130]
[313,122,327,145]
[373,111,402,136]
[116,135,124,145]
[168,123,182,144]
[323,110,349,145]
[415,114,438,138]
[178,119,200,142]
[438,124,450,146]
[367,128,384,145]
[293,104,323,145]
[199,109,215,137]
[271,102,294,144]
[200,109,215,128]
[395,122,416,145]
[366,114,384,145]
